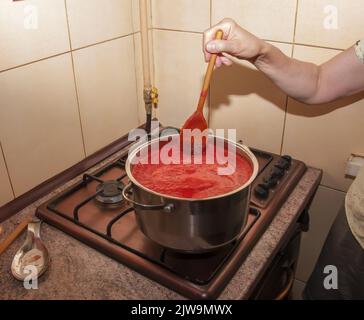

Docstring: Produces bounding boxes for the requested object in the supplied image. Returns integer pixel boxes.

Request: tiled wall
[149,0,364,285]
[0,0,142,203]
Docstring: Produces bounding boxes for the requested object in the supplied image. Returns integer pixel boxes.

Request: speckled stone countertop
[0,147,321,300]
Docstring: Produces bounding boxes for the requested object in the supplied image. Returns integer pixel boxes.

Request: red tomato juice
[131,142,253,199]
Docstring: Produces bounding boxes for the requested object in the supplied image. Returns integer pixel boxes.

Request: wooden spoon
[181,29,224,142]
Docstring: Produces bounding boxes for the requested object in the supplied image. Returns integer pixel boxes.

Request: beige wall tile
[0,0,70,71]
[212,0,297,42]
[296,0,364,49]
[153,30,207,128]
[296,186,345,282]
[152,0,210,32]
[73,36,139,155]
[66,0,133,49]
[210,42,292,154]
[282,45,364,191]
[0,147,14,207]
[0,54,85,196]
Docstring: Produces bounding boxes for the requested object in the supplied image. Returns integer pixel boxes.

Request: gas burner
[96,180,125,205]
[38,145,308,299]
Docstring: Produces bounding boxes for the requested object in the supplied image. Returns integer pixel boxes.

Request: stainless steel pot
[122,135,259,253]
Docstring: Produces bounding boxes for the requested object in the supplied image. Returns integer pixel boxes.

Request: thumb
[206,40,238,55]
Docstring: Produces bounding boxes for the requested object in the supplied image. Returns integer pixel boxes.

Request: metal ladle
[11,218,50,281]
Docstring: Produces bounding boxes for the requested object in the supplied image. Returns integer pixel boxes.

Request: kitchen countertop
[0,148,322,300]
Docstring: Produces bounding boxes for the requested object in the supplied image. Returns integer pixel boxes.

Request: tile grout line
[64,0,87,158]
[279,0,300,155]
[319,183,347,194]
[150,29,345,51]
[293,0,300,44]
[279,94,290,156]
[293,42,344,52]
[72,32,136,52]
[262,39,344,52]
[153,27,203,35]
[0,32,139,75]
[0,141,16,198]
[0,51,71,74]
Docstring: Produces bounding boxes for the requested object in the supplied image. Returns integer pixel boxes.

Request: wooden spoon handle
[197,29,224,112]
[0,216,31,256]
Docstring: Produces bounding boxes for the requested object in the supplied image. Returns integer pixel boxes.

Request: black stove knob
[282,155,292,164]
[272,166,284,178]
[263,175,278,188]
[276,158,290,170]
[254,184,269,200]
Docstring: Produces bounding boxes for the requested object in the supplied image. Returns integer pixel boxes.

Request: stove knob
[282,155,292,165]
[254,184,269,200]
[263,175,278,188]
[260,182,272,190]
[276,158,290,170]
[272,166,284,178]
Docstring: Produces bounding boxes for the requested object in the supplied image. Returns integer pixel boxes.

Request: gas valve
[151,87,159,105]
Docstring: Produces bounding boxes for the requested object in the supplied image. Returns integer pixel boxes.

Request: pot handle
[122,182,175,213]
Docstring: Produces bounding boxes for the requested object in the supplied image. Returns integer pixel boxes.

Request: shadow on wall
[211,62,364,117]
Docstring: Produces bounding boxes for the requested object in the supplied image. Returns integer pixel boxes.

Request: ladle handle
[28,218,42,239]
[0,216,32,255]
[197,29,224,112]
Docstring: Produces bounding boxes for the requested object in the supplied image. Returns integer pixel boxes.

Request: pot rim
[125,134,259,202]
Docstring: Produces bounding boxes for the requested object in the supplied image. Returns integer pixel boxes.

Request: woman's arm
[204,18,364,104]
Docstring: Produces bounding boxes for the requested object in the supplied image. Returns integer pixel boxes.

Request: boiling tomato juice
[131,141,253,199]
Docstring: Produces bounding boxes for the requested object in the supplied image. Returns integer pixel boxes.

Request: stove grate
[46,155,261,285]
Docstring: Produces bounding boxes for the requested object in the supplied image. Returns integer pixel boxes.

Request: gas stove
[36,139,306,299]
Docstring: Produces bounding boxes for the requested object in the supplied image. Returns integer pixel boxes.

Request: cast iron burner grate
[44,154,261,285]
[37,145,307,299]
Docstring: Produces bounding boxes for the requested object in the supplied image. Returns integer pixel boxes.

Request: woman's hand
[204,18,364,104]
[203,18,267,67]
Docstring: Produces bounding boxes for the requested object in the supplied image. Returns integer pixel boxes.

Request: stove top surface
[36,147,306,299]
